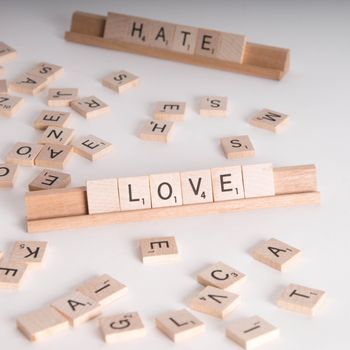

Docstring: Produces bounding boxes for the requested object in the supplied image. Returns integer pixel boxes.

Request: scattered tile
[226,315,279,349]
[100,312,146,343]
[190,286,241,319]
[276,283,326,316]
[139,236,179,263]
[102,70,139,93]
[197,261,246,290]
[156,309,205,342]
[77,274,127,306]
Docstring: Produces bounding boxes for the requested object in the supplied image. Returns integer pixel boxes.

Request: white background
[0,1,349,349]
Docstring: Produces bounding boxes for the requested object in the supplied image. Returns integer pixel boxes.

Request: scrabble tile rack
[25,164,320,233]
[64,11,290,81]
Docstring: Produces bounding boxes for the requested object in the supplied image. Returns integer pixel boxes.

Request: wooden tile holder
[64,11,290,81]
[25,164,320,233]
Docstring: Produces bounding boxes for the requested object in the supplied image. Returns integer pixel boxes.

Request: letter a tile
[251,238,301,271]
[139,236,179,263]
[0,42,17,64]
[51,291,101,326]
[276,283,326,316]
[0,94,24,117]
[10,73,48,95]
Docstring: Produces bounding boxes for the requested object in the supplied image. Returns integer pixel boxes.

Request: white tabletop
[0,1,349,349]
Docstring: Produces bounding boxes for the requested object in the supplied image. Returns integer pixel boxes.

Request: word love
[86,163,275,214]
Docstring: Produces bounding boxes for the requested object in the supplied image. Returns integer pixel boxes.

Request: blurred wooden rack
[64,11,290,80]
[25,165,320,233]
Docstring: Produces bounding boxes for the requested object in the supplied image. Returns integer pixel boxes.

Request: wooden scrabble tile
[0,163,19,188]
[226,315,279,349]
[139,236,179,263]
[34,144,73,170]
[51,291,102,326]
[77,274,127,306]
[102,70,139,93]
[154,101,186,122]
[9,73,48,95]
[118,176,151,211]
[10,240,48,266]
[100,312,146,343]
[0,79,8,93]
[199,96,228,117]
[17,306,70,342]
[149,172,183,208]
[34,110,71,130]
[70,96,109,119]
[211,166,244,201]
[104,12,133,41]
[156,309,205,342]
[251,238,301,271]
[29,169,71,191]
[39,126,75,146]
[190,286,241,319]
[0,261,28,289]
[180,169,213,204]
[0,94,24,117]
[72,134,112,161]
[6,142,43,166]
[0,42,17,64]
[0,251,3,261]
[197,262,246,291]
[148,21,176,49]
[276,283,326,316]
[195,29,221,57]
[216,33,247,64]
[48,88,79,106]
[27,62,64,82]
[139,120,175,143]
[242,163,275,198]
[249,108,289,133]
[86,178,120,214]
[221,135,255,159]
[171,25,198,54]
[104,13,152,46]
[124,16,153,45]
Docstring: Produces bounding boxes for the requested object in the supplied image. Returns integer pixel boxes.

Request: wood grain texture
[25,165,319,233]
[64,12,289,81]
[17,306,70,342]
